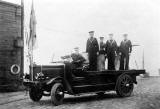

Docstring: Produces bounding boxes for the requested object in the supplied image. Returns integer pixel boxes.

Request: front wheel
[51,83,64,106]
[29,87,42,101]
[115,74,134,97]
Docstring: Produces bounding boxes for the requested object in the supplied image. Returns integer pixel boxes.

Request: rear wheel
[51,83,64,106]
[116,74,134,97]
[29,87,42,101]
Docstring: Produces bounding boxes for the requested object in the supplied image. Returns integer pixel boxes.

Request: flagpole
[30,0,33,81]
[31,10,34,81]
[30,26,34,81]
[21,0,24,78]
[31,36,33,81]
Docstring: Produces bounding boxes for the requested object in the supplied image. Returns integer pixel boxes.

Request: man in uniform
[105,33,117,70]
[71,47,86,68]
[61,47,86,69]
[119,34,132,70]
[63,47,86,93]
[86,31,99,71]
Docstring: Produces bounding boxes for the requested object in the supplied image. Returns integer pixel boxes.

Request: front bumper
[23,79,39,87]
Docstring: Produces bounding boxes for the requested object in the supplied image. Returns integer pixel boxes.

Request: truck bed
[86,69,145,76]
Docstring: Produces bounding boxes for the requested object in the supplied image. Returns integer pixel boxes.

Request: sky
[4,0,160,75]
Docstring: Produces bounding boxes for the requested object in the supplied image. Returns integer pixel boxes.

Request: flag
[28,1,37,81]
[25,27,29,46]
[28,1,37,50]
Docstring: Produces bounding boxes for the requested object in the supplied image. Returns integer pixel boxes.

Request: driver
[60,47,86,93]
[71,47,86,68]
[64,47,86,85]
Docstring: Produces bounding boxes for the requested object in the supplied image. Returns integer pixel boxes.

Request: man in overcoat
[119,34,132,70]
[86,31,99,71]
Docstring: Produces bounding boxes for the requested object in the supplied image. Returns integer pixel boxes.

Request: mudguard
[46,76,73,94]
[46,76,63,85]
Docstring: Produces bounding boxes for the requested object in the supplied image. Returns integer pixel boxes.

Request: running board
[73,83,115,88]
[72,83,115,94]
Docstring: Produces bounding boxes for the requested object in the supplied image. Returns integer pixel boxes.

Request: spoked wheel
[51,83,64,106]
[29,87,43,101]
[116,74,134,97]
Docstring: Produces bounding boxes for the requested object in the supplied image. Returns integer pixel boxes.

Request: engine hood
[32,64,65,80]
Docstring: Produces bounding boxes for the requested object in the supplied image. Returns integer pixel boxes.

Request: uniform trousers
[120,53,129,70]
[107,52,115,70]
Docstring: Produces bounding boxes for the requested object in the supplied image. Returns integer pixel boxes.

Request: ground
[1,77,160,109]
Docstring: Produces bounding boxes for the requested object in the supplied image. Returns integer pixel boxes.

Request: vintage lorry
[23,55,145,106]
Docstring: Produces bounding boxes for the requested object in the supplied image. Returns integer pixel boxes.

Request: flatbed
[23,64,145,106]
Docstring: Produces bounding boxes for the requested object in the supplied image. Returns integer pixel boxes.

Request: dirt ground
[1,77,160,109]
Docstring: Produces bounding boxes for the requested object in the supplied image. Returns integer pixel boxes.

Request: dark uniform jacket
[119,40,132,55]
[99,42,105,54]
[105,40,117,54]
[71,53,86,68]
[86,37,99,56]
[71,53,85,64]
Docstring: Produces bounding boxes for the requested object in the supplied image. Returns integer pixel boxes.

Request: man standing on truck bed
[119,34,132,70]
[97,36,106,71]
[86,31,99,71]
[105,33,118,70]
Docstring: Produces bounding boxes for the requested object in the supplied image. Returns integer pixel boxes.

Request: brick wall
[0,1,23,81]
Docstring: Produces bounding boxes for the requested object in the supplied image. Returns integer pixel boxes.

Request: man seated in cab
[62,47,86,86]
[71,47,86,68]
[61,47,86,68]
[60,47,85,93]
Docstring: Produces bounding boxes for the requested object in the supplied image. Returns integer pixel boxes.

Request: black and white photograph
[0,0,160,109]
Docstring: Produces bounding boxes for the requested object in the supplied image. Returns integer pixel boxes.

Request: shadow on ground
[33,93,121,106]
[63,93,119,104]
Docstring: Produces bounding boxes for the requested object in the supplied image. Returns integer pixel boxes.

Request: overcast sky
[5,0,160,75]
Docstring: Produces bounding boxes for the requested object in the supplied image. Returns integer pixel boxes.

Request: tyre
[51,83,64,106]
[29,87,42,102]
[116,74,134,97]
